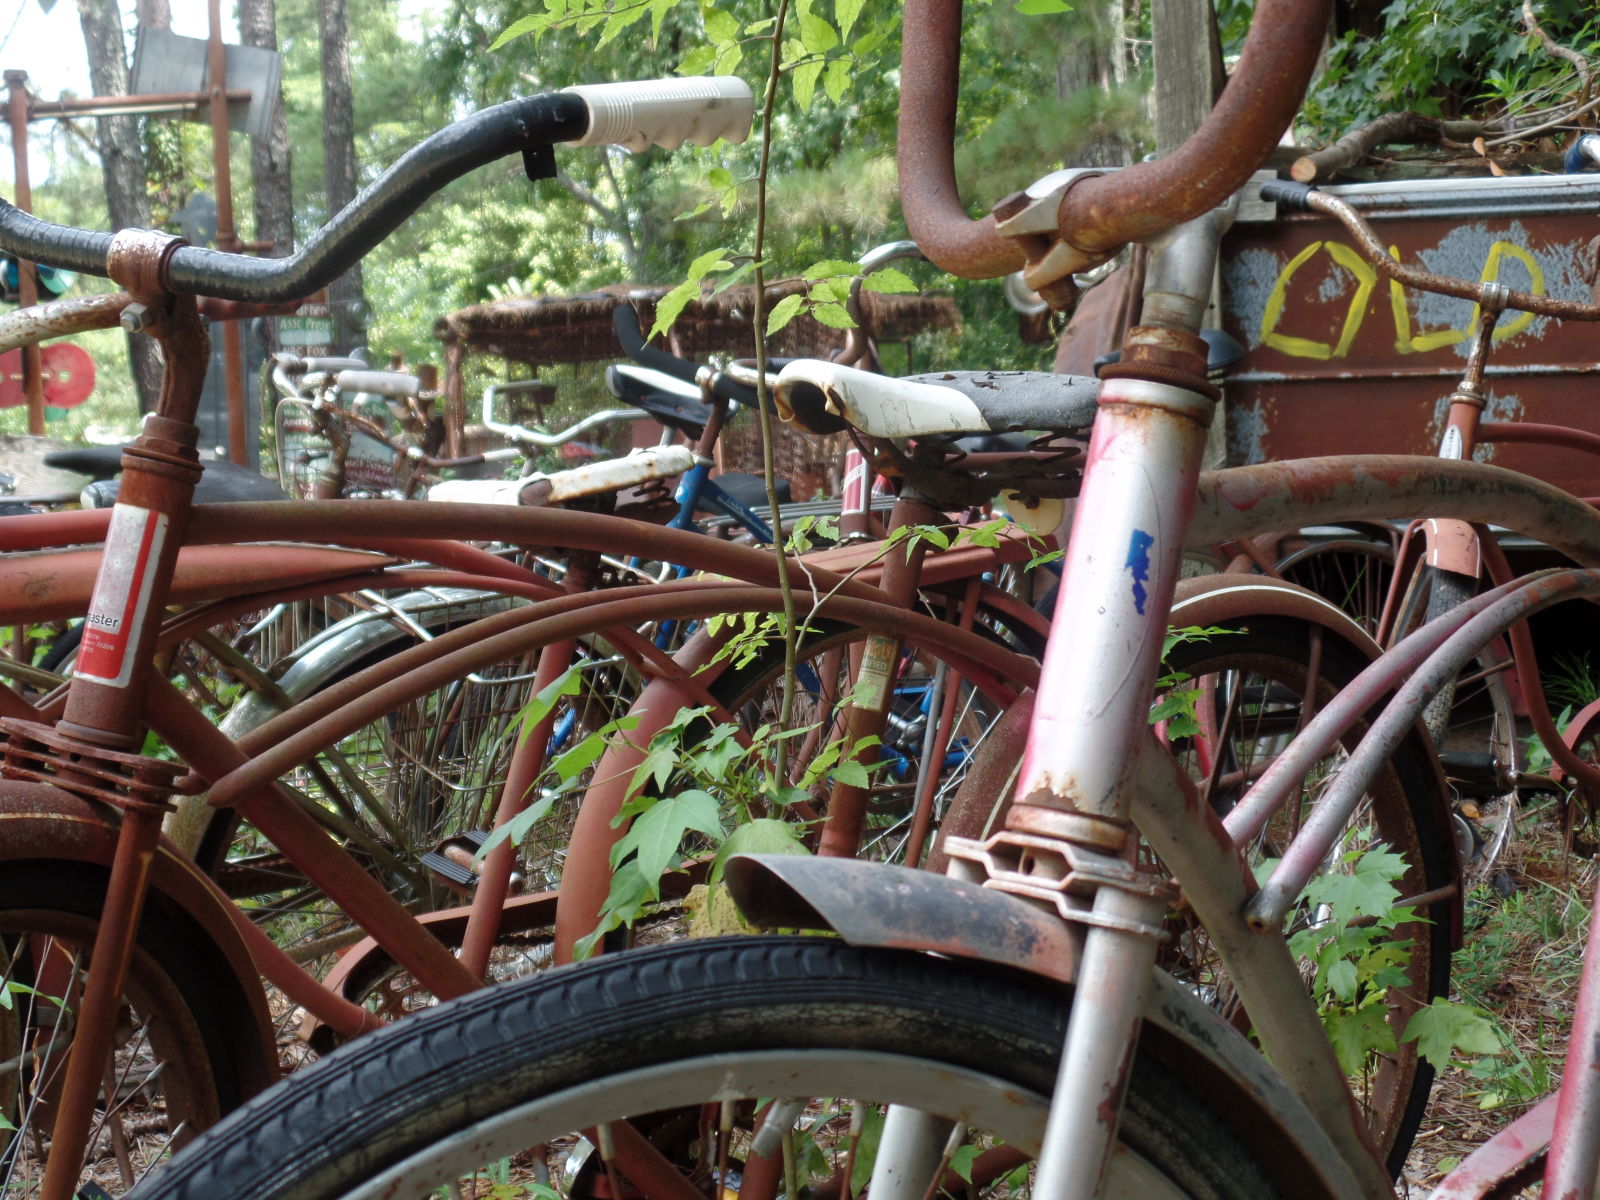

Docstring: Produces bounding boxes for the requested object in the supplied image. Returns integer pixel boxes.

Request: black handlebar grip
[610,304,759,408]
[1258,179,1318,211]
[0,201,116,277]
[0,92,592,301]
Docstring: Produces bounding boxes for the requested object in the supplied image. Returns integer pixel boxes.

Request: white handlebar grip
[335,369,421,398]
[563,77,754,152]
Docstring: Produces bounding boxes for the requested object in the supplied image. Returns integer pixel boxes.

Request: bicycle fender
[726,852,1367,1200]
[0,781,278,1098]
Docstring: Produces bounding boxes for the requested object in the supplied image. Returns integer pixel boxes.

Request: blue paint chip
[1125,529,1154,614]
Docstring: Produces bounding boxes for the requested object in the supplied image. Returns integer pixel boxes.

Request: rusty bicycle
[0,74,1098,1197]
[125,3,1600,1198]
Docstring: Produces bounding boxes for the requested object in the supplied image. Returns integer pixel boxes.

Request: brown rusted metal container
[1221,173,1600,498]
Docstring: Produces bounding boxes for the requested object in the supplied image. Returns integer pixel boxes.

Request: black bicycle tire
[0,861,253,1196]
[129,937,1291,1200]
[1163,614,1452,1175]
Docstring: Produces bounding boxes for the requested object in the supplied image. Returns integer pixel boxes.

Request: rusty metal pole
[5,70,45,435]
[207,0,249,464]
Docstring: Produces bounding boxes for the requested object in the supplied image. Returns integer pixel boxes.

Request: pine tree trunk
[318,0,365,354]
[239,0,293,261]
[76,0,163,412]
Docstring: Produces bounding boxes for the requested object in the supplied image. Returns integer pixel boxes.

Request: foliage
[574,703,838,958]
[1299,0,1600,141]
[1150,624,1237,738]
[1271,832,1500,1079]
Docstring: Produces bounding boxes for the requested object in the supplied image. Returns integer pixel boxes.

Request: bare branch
[1523,0,1592,104]
[1292,112,1488,183]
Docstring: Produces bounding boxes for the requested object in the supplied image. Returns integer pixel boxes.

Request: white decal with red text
[74,503,168,687]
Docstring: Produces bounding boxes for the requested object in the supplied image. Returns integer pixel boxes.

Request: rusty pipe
[898,0,1024,278]
[899,0,1330,276]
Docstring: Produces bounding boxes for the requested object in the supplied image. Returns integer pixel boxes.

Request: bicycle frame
[716,1,1600,1196]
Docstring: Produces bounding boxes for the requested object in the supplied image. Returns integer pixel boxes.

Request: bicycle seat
[605,364,715,437]
[56,446,292,507]
[43,444,125,481]
[704,471,792,512]
[429,444,697,507]
[775,361,1099,439]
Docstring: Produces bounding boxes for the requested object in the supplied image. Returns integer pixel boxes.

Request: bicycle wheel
[1158,612,1453,1173]
[129,937,1305,1200]
[1280,538,1520,881]
[203,596,638,961]
[0,862,252,1197]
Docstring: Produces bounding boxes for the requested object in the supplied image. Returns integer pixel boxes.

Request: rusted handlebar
[899,0,1331,278]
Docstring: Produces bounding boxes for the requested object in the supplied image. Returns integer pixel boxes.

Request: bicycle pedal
[423,831,527,897]
[78,1186,114,1200]
[1439,749,1507,796]
[420,848,479,894]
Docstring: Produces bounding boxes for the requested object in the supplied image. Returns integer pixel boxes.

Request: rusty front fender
[0,783,278,1100]
[725,853,1362,1200]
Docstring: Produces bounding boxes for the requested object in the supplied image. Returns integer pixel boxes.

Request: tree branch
[553,166,638,270]
[1523,0,1592,104]
[1292,112,1489,182]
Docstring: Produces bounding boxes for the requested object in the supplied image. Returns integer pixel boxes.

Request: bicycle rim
[1158,613,1452,1172]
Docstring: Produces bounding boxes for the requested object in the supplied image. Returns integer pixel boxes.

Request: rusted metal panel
[1222,175,1600,498]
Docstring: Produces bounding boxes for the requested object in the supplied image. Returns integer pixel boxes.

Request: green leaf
[674,788,729,840]
[861,267,918,295]
[823,56,852,104]
[713,41,743,74]
[649,0,675,40]
[686,246,734,282]
[810,301,854,328]
[687,724,747,779]
[474,789,562,859]
[707,166,734,189]
[516,666,583,750]
[802,259,860,280]
[830,759,872,788]
[546,726,611,786]
[1325,958,1358,1003]
[766,293,806,335]
[1325,1005,1396,1075]
[1016,0,1072,12]
[1300,855,1401,923]
[948,1143,981,1185]
[703,6,739,45]
[710,817,809,882]
[807,275,852,304]
[678,43,718,75]
[651,278,701,340]
[574,861,651,959]
[798,10,839,53]
[597,5,645,47]
[791,58,825,111]
[835,0,865,40]
[616,797,686,893]
[1403,1000,1502,1071]
[490,12,552,49]
[850,1106,886,1196]
[852,26,886,55]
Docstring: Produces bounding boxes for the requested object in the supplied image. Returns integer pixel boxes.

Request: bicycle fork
[966,368,1212,1199]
